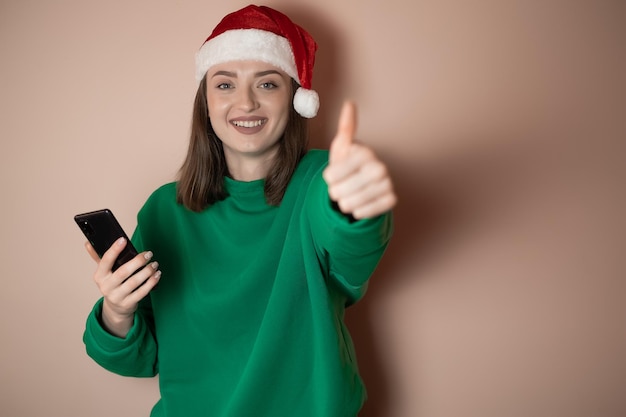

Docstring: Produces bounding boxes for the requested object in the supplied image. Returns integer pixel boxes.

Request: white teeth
[233,119,265,128]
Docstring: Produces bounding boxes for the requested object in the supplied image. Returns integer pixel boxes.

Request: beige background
[1,0,624,416]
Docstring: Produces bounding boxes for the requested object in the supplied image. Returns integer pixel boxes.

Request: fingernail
[151,261,159,270]
[154,271,162,280]
[144,251,153,260]
[117,237,126,246]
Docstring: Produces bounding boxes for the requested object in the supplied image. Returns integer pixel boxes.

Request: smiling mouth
[231,119,267,128]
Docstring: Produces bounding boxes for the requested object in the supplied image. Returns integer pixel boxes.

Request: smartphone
[74,209,138,271]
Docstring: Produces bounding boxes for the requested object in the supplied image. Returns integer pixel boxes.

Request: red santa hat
[195,5,319,118]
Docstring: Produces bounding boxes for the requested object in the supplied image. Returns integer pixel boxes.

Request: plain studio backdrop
[0,1,624,416]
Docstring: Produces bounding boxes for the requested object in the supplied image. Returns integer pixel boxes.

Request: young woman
[83,5,396,417]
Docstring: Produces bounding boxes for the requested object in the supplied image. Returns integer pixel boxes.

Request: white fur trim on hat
[195,29,298,83]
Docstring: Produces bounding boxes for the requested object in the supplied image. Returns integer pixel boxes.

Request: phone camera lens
[82,222,95,236]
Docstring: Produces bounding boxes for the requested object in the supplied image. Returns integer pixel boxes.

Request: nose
[237,86,259,112]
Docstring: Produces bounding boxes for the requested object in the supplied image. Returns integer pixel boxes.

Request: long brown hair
[177,77,308,212]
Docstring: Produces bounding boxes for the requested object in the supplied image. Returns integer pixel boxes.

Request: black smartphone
[74,209,138,271]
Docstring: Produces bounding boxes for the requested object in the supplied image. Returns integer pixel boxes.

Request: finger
[121,262,161,295]
[329,100,357,163]
[98,251,154,295]
[113,251,154,283]
[327,155,386,201]
[85,241,100,263]
[125,270,161,306]
[98,237,128,273]
[324,145,373,185]
[335,176,395,215]
[352,191,398,220]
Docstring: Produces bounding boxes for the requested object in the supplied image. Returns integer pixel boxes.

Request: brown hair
[177,77,308,212]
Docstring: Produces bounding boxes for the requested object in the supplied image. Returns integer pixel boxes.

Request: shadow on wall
[344,156,453,417]
[344,128,565,416]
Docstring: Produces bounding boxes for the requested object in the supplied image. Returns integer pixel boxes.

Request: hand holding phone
[74,209,138,271]
[75,208,160,337]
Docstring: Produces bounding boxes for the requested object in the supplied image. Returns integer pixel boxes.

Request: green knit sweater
[83,150,393,417]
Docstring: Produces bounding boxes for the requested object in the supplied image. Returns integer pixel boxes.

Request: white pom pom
[293,87,319,118]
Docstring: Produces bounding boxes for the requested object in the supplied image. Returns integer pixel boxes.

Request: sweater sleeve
[82,225,158,378]
[304,166,394,303]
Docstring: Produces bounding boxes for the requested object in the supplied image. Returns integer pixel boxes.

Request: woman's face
[205,60,292,173]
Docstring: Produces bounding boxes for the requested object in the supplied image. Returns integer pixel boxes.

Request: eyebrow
[211,69,283,78]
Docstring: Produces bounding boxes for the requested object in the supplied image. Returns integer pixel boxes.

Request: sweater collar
[224,176,266,197]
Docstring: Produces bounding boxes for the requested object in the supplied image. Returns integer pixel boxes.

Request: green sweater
[83,150,393,417]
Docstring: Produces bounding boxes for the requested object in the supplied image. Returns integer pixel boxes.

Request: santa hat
[195,5,319,118]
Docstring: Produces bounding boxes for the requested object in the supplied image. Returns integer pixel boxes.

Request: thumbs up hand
[322,101,397,220]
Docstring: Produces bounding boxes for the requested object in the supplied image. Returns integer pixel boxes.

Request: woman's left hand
[323,101,397,219]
